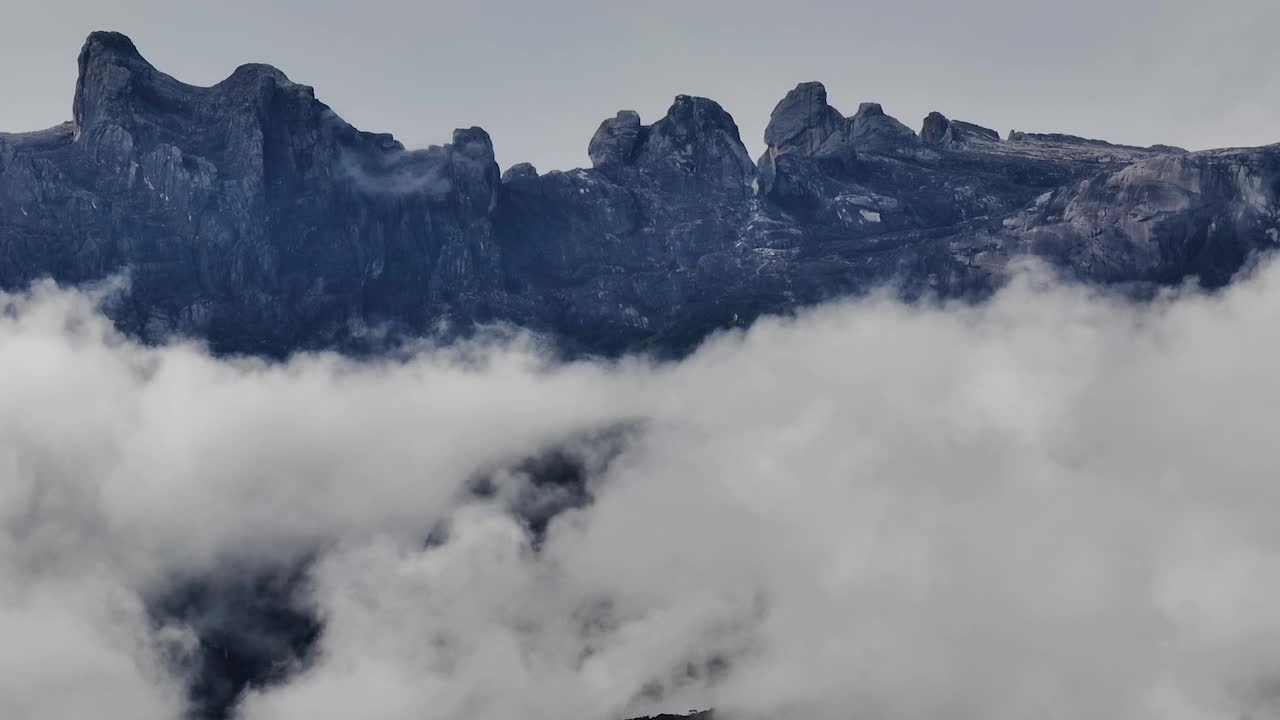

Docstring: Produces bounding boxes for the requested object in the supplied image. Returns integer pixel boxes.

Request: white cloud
[5,260,1280,720]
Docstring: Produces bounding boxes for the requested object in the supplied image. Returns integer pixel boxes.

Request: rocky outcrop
[2,32,1278,358]
[589,96,756,194]
[589,110,643,168]
[753,79,1223,259]
[501,162,539,182]
[1003,147,1280,285]
[920,111,1001,147]
[3,31,508,354]
[762,81,846,157]
[761,82,920,161]
[494,94,761,353]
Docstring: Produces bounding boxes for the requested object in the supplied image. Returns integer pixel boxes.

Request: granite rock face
[1006,147,1280,285]
[2,31,505,355]
[588,110,643,168]
[2,34,1279,358]
[762,81,846,157]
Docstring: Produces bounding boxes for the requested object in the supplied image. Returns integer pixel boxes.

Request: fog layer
[3,260,1280,720]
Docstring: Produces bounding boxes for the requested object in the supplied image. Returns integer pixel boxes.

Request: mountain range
[4,31,1280,720]
[4,31,1277,357]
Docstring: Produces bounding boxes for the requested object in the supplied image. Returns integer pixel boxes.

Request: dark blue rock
[1,32,1278,359]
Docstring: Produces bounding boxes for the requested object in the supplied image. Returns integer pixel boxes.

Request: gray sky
[2,0,1278,172]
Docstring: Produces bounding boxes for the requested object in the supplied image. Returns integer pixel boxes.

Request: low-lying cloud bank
[4,258,1280,720]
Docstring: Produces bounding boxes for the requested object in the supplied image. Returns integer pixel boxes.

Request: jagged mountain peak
[74,30,150,133]
[854,101,886,117]
[501,161,539,183]
[80,29,144,61]
[1,30,1277,361]
[73,30,306,138]
[587,95,755,195]
[762,80,846,156]
[762,81,920,160]
[589,110,643,167]
[6,29,1280,720]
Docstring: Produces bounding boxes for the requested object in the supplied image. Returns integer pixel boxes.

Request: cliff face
[1004,148,1280,285]
[3,31,504,354]
[2,32,1278,356]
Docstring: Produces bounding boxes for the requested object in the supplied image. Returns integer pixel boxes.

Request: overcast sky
[2,0,1279,175]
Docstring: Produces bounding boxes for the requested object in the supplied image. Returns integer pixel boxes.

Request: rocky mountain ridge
[2,31,1278,357]
[6,31,1280,720]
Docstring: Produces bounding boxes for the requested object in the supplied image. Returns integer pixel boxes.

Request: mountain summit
[2,32,1277,356]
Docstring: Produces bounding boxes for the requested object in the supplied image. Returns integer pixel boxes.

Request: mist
[4,258,1280,720]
